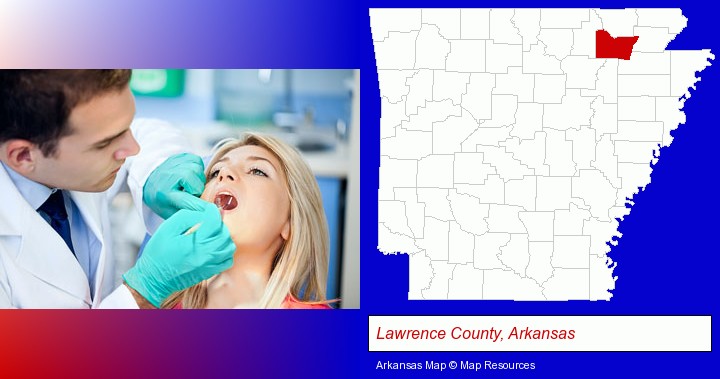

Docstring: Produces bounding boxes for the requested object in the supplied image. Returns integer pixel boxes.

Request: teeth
[214,197,224,208]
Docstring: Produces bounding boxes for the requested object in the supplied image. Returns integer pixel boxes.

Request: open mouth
[214,192,238,211]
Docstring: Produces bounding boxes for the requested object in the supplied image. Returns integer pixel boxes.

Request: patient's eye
[95,142,111,150]
[208,169,220,180]
[249,168,267,177]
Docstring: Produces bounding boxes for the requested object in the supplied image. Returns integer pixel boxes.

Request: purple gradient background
[0,310,363,377]
[1,0,719,378]
[0,0,364,68]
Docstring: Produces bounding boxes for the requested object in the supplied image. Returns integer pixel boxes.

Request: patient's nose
[218,168,235,182]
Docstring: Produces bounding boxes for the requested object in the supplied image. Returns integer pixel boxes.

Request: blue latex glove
[143,153,207,219]
[123,201,235,307]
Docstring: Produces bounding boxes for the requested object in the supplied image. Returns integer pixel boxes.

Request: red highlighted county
[596,30,639,60]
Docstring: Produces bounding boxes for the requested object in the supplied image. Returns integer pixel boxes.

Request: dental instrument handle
[182,223,202,236]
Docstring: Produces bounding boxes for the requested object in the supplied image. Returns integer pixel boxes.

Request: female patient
[162,133,331,309]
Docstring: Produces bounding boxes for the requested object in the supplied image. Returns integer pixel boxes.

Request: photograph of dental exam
[121,69,359,309]
[0,69,359,309]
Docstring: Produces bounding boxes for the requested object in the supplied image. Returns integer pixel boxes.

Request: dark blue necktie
[38,190,75,256]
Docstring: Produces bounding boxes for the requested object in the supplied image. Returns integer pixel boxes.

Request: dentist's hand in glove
[123,201,235,308]
[143,153,207,219]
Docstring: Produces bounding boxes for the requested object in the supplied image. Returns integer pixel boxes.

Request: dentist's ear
[2,139,37,174]
[281,219,290,241]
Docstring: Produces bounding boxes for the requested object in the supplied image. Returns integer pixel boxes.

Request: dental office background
[111,69,360,308]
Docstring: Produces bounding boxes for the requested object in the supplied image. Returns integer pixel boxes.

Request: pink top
[282,295,332,309]
[172,295,332,309]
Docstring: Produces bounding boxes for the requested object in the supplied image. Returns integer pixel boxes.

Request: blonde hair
[162,132,329,308]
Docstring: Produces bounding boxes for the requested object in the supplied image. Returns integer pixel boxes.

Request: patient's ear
[281,219,290,240]
[2,139,38,175]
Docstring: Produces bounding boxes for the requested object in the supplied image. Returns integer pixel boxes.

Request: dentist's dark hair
[0,70,132,157]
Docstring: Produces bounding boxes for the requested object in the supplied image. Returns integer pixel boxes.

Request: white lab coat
[0,118,192,308]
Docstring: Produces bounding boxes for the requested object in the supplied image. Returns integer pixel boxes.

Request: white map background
[372,8,713,300]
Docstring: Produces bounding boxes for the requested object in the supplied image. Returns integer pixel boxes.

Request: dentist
[0,70,235,308]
